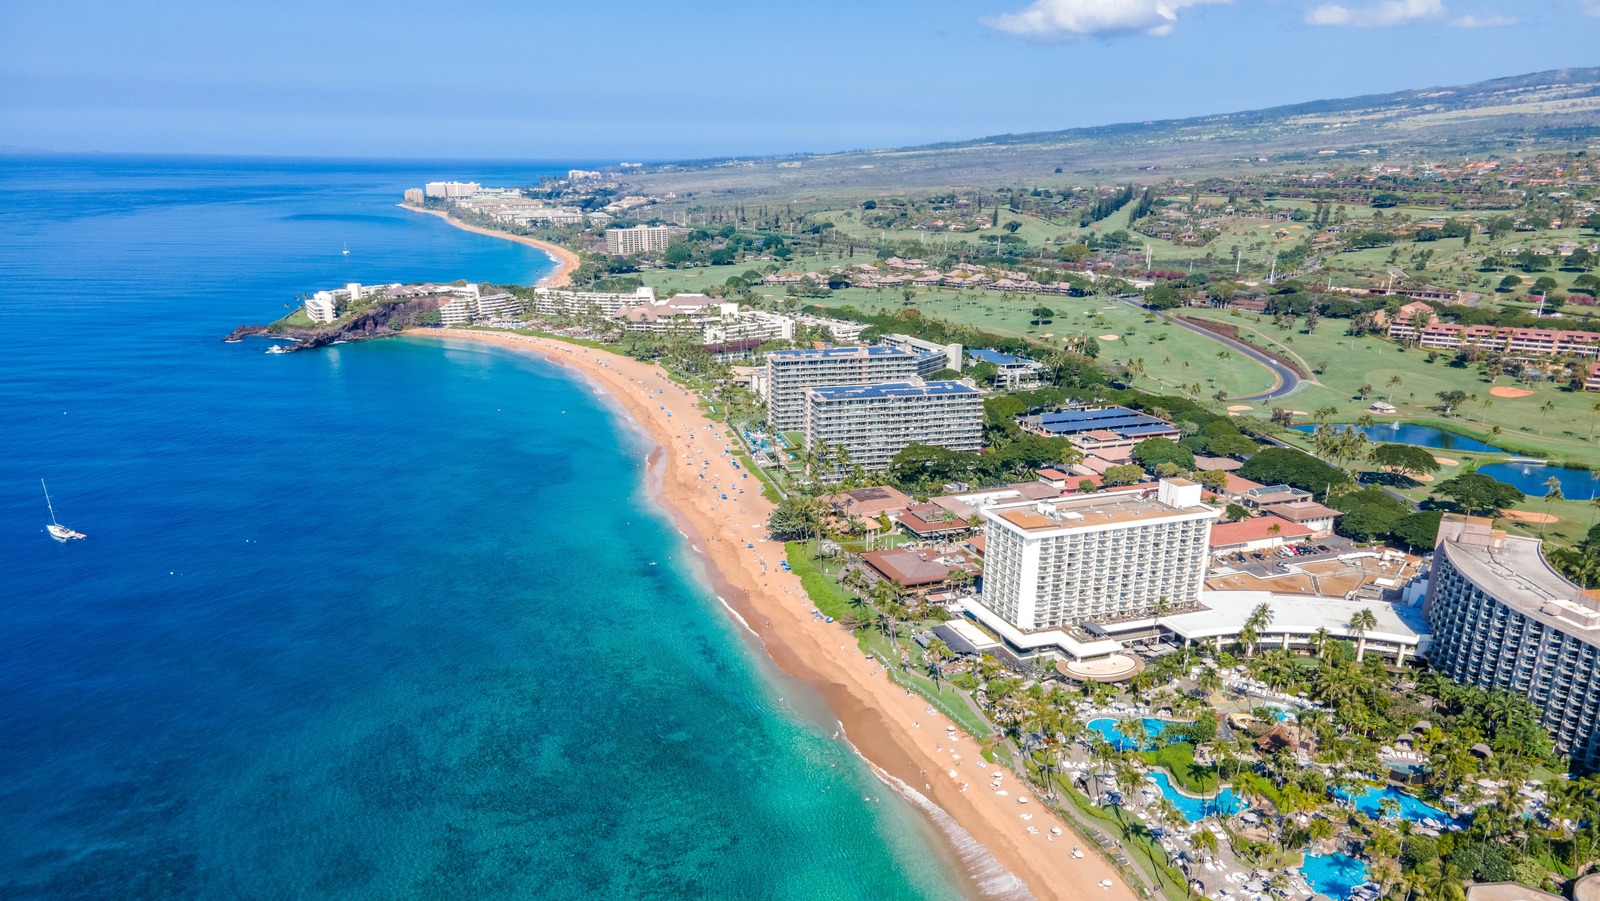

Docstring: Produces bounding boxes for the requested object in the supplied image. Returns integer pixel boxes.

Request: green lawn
[1181,307,1600,468]
[1141,742,1219,794]
[812,287,1281,398]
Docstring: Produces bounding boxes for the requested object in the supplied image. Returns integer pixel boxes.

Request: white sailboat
[342,242,350,256]
[42,480,86,542]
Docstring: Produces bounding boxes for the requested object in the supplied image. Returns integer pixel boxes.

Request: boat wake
[836,724,1035,901]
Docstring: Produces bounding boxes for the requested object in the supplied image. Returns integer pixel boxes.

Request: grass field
[1180,307,1600,467]
[810,287,1280,398]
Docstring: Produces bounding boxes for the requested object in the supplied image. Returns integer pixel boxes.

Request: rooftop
[1209,515,1314,548]
[988,489,1212,534]
[969,348,1037,367]
[1438,528,1600,647]
[768,345,914,361]
[806,380,980,401]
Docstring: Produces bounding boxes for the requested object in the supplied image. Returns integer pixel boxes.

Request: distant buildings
[403,188,425,205]
[763,345,925,433]
[977,479,1217,631]
[802,379,982,476]
[424,181,481,198]
[1388,314,1600,360]
[1426,514,1600,771]
[604,224,690,256]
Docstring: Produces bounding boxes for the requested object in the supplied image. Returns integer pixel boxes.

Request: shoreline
[413,329,1141,901]
[399,204,579,288]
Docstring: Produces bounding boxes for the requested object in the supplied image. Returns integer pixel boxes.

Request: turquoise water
[1087,717,1171,752]
[1338,785,1455,825]
[1301,852,1370,901]
[1289,423,1503,453]
[1144,772,1244,823]
[0,156,978,899]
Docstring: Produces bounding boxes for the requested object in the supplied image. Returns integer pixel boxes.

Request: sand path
[422,330,1137,901]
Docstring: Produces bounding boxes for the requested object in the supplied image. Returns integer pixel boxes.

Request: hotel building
[977,479,1218,631]
[532,286,657,318]
[604,224,690,256]
[763,345,924,432]
[880,333,963,376]
[802,380,982,476]
[1426,514,1600,771]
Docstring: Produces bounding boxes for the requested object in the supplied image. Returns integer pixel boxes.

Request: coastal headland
[415,329,1140,901]
[400,204,579,288]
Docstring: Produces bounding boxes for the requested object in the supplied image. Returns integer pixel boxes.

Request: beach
[425,329,1141,901]
[401,205,580,287]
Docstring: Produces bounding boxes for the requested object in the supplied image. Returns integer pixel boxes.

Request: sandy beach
[400,205,580,287]
[422,329,1140,901]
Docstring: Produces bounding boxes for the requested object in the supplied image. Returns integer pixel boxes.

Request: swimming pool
[1301,852,1370,901]
[1339,785,1455,825]
[1146,771,1245,822]
[1087,717,1171,752]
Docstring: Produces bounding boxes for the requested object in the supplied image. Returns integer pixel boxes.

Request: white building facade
[763,345,924,433]
[604,224,689,255]
[802,380,982,476]
[979,480,1217,630]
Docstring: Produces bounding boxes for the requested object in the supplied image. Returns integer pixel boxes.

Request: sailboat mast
[42,479,59,525]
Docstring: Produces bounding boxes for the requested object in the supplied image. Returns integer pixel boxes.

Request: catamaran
[42,480,86,542]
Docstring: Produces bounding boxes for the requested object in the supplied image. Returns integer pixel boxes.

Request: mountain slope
[633,67,1600,197]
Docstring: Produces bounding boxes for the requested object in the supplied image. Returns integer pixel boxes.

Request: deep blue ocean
[0,156,976,899]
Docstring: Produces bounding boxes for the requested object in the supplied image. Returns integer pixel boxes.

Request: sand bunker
[1501,510,1558,524]
[1413,473,1436,483]
[1292,410,1310,416]
[1433,457,1459,467]
[1099,334,1120,341]
[1490,386,1534,398]
[1227,405,1253,412]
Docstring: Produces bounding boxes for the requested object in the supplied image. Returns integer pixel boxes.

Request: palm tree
[1538,399,1556,435]
[1542,478,1564,536]
[1348,608,1378,662]
[1242,603,1274,657]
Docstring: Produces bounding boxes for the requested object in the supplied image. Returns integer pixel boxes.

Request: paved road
[1112,295,1303,402]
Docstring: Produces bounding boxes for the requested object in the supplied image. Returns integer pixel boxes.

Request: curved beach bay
[0,155,978,899]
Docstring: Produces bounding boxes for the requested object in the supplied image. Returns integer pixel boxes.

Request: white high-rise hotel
[978,480,1218,630]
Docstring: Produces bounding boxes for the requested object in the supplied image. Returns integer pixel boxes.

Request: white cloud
[983,0,1231,40]
[1305,0,1447,27]
[1449,12,1517,26]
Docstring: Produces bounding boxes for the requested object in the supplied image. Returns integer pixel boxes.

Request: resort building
[801,379,982,476]
[1022,406,1179,448]
[423,181,481,198]
[976,479,1218,631]
[879,334,963,376]
[435,285,522,326]
[763,345,924,432]
[968,348,1048,389]
[1208,515,1314,555]
[532,286,657,318]
[604,224,690,255]
[1388,318,1600,360]
[1425,514,1600,771]
[1585,362,1600,392]
[304,295,336,324]
[793,313,867,343]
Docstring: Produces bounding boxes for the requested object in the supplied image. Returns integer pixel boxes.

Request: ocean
[0,155,975,899]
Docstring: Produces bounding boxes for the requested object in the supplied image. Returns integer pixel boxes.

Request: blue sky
[2,0,1597,160]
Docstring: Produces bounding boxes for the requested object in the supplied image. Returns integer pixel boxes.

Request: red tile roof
[1209,516,1314,548]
